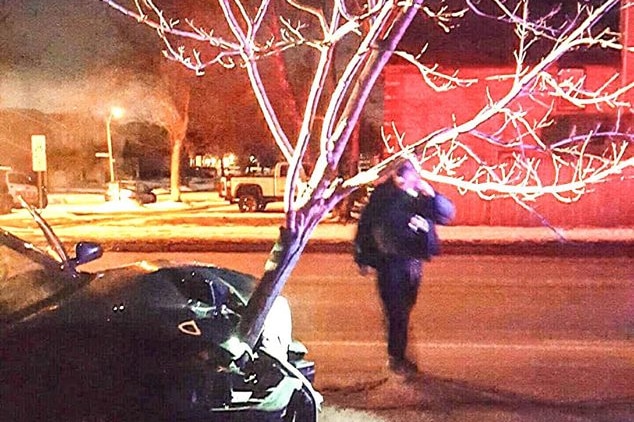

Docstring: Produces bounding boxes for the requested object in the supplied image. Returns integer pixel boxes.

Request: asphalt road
[82,251,634,422]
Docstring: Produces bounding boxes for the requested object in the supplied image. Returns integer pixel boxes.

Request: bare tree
[101,0,633,348]
[103,67,192,201]
[157,62,192,202]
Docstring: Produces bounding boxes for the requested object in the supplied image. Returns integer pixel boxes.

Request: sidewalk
[2,192,632,256]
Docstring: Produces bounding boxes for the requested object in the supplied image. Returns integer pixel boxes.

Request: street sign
[31,135,47,172]
[95,152,115,162]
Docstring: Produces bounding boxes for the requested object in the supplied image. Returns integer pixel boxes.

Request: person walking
[354,160,455,374]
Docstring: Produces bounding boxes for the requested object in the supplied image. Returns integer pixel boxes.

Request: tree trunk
[238,225,312,348]
[170,135,182,202]
[166,75,191,204]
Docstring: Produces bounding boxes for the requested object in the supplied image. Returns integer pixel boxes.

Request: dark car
[0,205,321,421]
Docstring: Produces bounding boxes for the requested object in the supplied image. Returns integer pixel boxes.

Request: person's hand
[359,265,371,276]
[416,179,435,197]
[408,214,430,233]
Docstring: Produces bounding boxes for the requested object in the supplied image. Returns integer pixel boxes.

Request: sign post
[31,135,47,209]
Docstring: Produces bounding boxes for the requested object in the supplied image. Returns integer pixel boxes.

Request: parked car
[0,187,13,214]
[0,175,12,214]
[0,204,321,421]
[0,167,48,209]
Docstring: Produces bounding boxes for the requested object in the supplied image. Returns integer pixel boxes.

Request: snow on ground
[0,191,632,248]
[320,406,389,422]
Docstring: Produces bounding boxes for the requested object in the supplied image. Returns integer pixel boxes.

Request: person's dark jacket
[354,179,455,268]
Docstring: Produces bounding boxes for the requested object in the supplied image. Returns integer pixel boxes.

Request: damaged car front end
[0,203,321,421]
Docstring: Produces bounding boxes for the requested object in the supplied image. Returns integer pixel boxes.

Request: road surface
[82,252,634,421]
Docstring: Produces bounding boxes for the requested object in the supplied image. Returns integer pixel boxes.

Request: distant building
[382,5,634,227]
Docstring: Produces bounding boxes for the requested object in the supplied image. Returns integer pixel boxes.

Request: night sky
[0,1,156,75]
[0,0,622,112]
[0,0,158,112]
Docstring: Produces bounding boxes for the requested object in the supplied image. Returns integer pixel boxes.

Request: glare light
[110,106,124,120]
[223,153,236,166]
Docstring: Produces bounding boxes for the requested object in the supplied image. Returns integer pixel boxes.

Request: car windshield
[8,173,34,185]
[0,243,66,319]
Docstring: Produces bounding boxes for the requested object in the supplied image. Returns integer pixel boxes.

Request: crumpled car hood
[9,260,258,348]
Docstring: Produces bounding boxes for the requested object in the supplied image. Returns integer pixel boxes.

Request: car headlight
[260,296,292,360]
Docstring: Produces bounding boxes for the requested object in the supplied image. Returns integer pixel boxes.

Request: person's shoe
[388,357,418,375]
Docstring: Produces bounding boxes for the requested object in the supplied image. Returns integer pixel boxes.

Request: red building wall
[383,64,634,227]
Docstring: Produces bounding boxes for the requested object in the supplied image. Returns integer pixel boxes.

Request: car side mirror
[71,242,103,267]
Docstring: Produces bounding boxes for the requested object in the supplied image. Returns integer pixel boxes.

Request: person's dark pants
[376,257,422,361]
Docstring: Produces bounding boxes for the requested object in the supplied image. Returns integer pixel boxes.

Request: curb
[441,240,634,257]
[94,238,634,257]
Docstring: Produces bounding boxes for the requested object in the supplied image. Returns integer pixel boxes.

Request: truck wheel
[238,194,259,212]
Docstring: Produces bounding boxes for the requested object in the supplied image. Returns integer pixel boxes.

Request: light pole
[105,106,124,184]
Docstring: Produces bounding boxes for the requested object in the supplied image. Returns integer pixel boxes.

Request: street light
[105,106,124,184]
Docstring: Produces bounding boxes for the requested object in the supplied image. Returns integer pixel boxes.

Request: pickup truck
[219,162,290,212]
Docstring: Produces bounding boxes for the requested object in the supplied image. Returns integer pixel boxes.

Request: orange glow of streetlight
[110,106,125,120]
